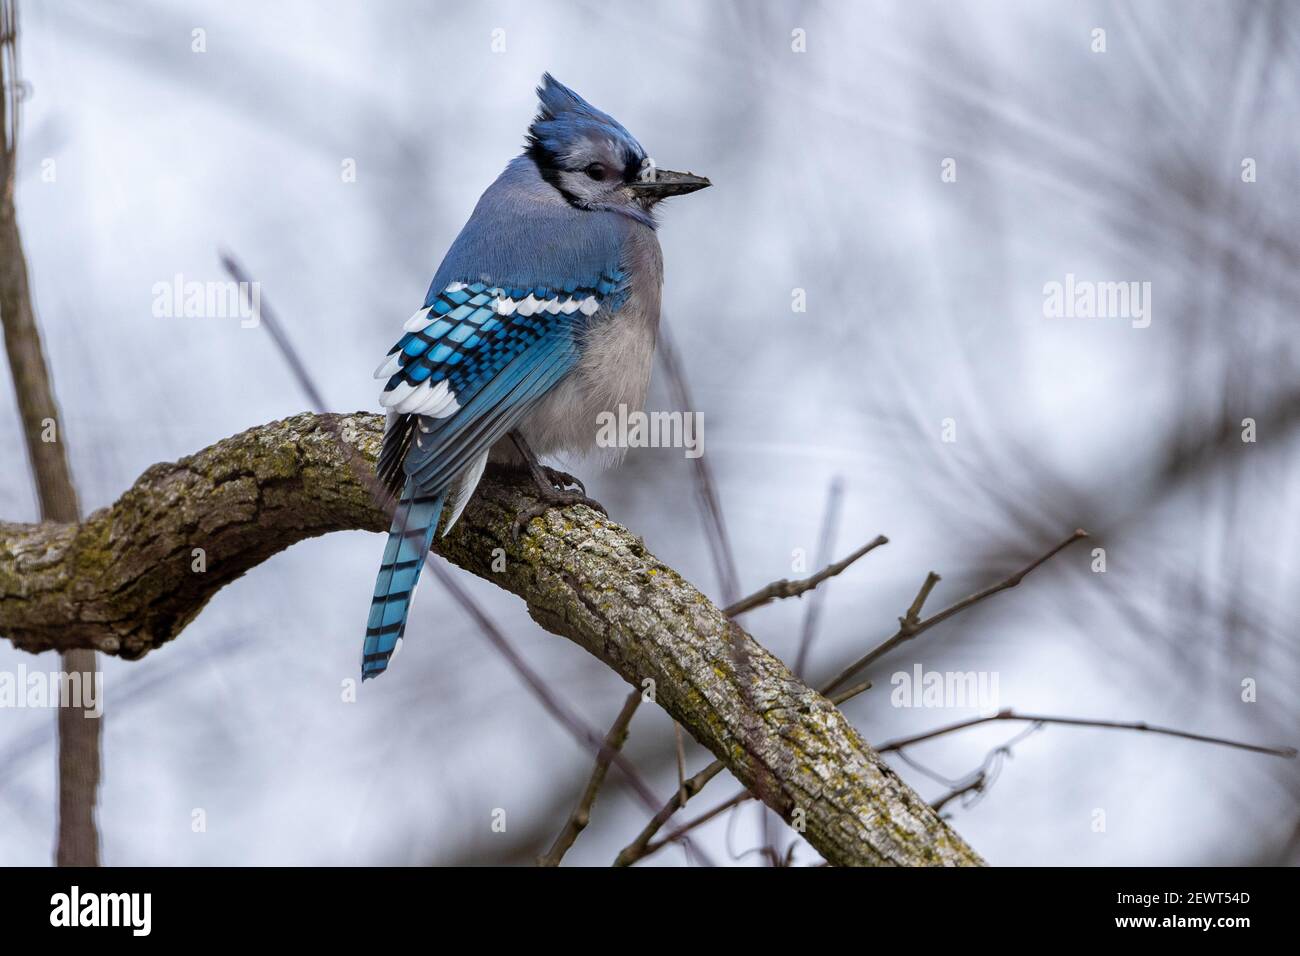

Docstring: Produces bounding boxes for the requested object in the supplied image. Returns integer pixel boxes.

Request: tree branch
[0,0,100,867]
[821,530,1089,695]
[876,709,1298,758]
[723,534,888,618]
[538,688,641,866]
[0,411,984,867]
[613,752,730,867]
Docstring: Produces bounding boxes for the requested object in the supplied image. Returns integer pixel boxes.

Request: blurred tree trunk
[0,0,100,867]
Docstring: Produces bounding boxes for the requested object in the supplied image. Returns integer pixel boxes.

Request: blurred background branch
[0,0,99,867]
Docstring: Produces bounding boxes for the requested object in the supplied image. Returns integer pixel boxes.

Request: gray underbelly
[492,302,659,464]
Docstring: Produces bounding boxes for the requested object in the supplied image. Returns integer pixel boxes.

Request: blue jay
[362,74,710,679]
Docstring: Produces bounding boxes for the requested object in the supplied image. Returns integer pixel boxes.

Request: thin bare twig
[220,252,326,410]
[793,477,845,675]
[724,534,889,618]
[877,709,1298,759]
[828,680,873,706]
[924,723,1042,812]
[821,529,1089,695]
[673,722,688,807]
[538,689,642,866]
[613,760,727,866]
[657,319,741,604]
[643,788,751,857]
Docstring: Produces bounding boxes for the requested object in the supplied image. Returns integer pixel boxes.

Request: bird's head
[526,73,710,224]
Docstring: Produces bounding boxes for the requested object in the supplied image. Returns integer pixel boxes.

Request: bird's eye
[584,163,606,181]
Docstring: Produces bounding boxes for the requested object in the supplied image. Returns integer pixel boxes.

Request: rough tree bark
[0,412,984,867]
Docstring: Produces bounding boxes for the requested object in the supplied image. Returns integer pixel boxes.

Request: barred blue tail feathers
[362,481,444,680]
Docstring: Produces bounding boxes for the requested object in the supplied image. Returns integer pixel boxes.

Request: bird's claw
[541,466,586,496]
[512,489,608,540]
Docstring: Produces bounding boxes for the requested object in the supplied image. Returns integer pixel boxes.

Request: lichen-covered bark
[0,413,388,658]
[0,411,983,866]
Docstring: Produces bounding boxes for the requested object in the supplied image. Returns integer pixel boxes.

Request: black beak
[628,168,712,200]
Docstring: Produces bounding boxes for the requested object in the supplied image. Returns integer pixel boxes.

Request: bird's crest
[526,73,646,172]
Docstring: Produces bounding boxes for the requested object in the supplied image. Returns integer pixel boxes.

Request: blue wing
[372,274,624,497]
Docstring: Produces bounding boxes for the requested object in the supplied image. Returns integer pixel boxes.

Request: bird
[362,74,711,680]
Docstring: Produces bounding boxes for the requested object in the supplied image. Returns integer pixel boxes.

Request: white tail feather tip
[374,352,402,380]
[403,307,435,332]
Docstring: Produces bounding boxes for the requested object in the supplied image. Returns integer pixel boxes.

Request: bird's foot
[541,465,586,497]
[506,428,607,539]
[512,483,607,541]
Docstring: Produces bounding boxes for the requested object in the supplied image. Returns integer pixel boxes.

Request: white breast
[513,299,658,461]
[503,233,664,464]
